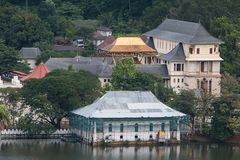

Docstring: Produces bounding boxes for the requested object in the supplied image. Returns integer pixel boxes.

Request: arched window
[108,124,112,132]
[149,123,153,131]
[135,123,138,132]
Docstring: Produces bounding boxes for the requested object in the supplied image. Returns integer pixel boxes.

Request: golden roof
[101,37,156,53]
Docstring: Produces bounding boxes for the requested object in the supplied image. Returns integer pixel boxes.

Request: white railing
[0,129,71,135]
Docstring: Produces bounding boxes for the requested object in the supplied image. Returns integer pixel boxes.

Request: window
[108,124,112,132]
[120,123,124,132]
[210,48,213,54]
[149,123,153,131]
[189,48,193,54]
[135,135,138,139]
[177,78,180,83]
[120,135,123,139]
[209,62,213,72]
[149,135,153,139]
[173,78,176,83]
[201,62,205,72]
[161,123,165,131]
[177,64,181,71]
[108,79,111,82]
[182,78,184,83]
[174,64,184,71]
[197,48,200,54]
[135,123,138,132]
[214,47,216,52]
[104,79,107,82]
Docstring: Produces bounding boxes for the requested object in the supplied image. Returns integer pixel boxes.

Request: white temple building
[70,91,186,145]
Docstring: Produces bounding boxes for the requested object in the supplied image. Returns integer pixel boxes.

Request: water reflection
[0,140,239,160]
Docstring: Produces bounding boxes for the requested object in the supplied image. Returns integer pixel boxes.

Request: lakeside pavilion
[70,91,187,145]
[98,37,157,64]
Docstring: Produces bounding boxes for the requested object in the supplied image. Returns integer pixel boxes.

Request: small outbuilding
[70,91,187,145]
[20,47,41,69]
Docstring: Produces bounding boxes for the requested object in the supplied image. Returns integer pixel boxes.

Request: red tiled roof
[97,36,115,49]
[20,64,49,81]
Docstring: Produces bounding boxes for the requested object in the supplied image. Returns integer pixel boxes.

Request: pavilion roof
[101,37,156,54]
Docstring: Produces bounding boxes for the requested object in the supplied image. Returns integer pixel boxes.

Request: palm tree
[0,105,10,129]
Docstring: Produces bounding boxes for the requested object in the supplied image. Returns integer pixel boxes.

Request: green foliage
[21,70,101,130]
[170,90,196,132]
[0,104,10,129]
[111,58,174,103]
[112,58,137,90]
[211,95,237,141]
[210,17,240,75]
[0,40,29,73]
[18,114,55,134]
[210,72,240,140]
[0,88,22,126]
[0,5,54,48]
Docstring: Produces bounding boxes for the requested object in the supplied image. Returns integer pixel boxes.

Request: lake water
[0,140,240,160]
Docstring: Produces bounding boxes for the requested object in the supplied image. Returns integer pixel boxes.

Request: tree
[211,94,239,141]
[21,70,101,131]
[0,88,22,127]
[111,58,174,103]
[196,90,215,134]
[0,105,10,129]
[170,90,197,133]
[0,39,30,73]
[112,58,137,90]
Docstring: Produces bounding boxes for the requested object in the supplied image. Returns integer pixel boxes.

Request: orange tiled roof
[20,64,49,81]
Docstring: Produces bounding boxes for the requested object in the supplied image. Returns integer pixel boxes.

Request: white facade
[153,40,222,95]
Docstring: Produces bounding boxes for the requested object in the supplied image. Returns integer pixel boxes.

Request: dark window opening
[120,135,123,139]
[120,124,124,132]
[108,124,112,132]
[135,123,138,132]
[189,48,193,54]
[197,48,200,54]
[150,123,153,131]
[210,48,213,54]
[161,123,165,131]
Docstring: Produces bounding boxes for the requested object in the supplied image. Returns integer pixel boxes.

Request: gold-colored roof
[101,37,156,53]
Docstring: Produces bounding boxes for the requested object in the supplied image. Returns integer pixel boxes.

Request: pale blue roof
[72,91,185,119]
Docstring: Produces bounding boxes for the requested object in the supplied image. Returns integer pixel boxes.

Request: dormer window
[189,48,193,54]
[197,48,200,54]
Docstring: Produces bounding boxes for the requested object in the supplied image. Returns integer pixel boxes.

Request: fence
[0,129,72,139]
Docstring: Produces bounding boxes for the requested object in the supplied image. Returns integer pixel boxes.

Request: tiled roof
[20,47,41,59]
[20,64,49,81]
[93,32,107,40]
[144,19,223,44]
[136,64,169,79]
[45,56,170,79]
[45,56,113,78]
[72,91,186,118]
[160,43,186,61]
[97,36,116,49]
